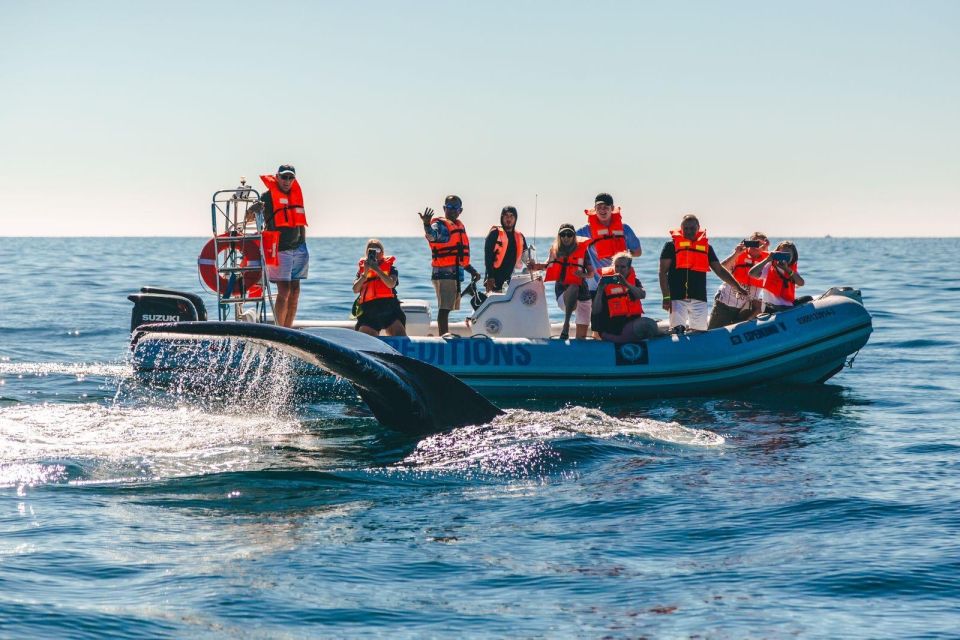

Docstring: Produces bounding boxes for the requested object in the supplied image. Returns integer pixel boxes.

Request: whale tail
[131,322,502,435]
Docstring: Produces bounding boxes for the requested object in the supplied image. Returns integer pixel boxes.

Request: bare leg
[437,309,450,335]
[283,281,301,327]
[273,281,291,327]
[385,319,407,337]
[560,286,578,338]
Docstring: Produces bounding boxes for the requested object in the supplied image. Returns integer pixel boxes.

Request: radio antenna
[533,193,539,258]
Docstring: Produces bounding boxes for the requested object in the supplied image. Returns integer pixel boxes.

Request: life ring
[197,235,263,296]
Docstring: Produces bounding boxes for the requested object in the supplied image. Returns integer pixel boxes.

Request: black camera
[367,248,378,262]
[743,239,761,248]
[771,251,792,263]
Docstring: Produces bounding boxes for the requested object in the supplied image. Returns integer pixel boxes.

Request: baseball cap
[558,223,576,233]
[277,164,296,177]
[444,195,462,208]
[595,193,614,206]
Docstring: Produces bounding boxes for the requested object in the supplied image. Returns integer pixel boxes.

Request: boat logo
[615,342,649,365]
[142,314,181,322]
[521,290,538,306]
[485,318,502,335]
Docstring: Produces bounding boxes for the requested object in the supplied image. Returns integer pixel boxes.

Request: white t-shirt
[714,281,761,309]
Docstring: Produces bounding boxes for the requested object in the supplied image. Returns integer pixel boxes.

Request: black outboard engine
[128,287,208,332]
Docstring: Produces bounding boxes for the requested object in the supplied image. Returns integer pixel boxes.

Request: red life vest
[358,256,397,304]
[584,208,627,260]
[489,226,525,270]
[544,239,589,286]
[600,266,644,318]
[428,217,471,268]
[670,229,710,272]
[731,250,769,287]
[761,261,798,304]
[260,175,307,228]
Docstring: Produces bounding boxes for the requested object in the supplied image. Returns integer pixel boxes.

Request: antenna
[532,193,539,262]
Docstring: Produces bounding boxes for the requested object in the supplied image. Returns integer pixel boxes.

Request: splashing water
[399,405,723,474]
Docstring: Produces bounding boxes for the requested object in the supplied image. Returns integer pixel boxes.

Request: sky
[1,0,958,237]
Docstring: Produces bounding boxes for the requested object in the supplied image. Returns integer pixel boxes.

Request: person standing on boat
[658,214,746,333]
[483,205,529,293]
[591,252,659,343]
[575,193,643,333]
[748,240,805,313]
[529,224,595,340]
[707,231,770,329]
[419,195,481,335]
[246,164,308,328]
[352,239,407,337]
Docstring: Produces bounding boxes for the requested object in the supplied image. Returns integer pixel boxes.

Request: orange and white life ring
[197,235,263,296]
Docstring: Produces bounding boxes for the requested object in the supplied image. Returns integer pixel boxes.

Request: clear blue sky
[2,0,957,236]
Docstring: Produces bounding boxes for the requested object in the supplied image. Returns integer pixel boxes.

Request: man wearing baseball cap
[251,164,309,327]
[418,195,481,335]
[575,192,642,337]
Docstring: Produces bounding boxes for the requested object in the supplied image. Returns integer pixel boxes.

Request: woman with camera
[352,239,407,337]
[748,240,806,313]
[590,251,659,343]
[707,231,770,328]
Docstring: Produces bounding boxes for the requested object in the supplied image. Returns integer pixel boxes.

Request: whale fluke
[131,322,503,435]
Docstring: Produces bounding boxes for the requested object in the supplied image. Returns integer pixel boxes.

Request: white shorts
[267,244,309,282]
[556,295,592,326]
[670,299,708,331]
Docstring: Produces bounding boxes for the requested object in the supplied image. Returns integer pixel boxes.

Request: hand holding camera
[771,251,792,263]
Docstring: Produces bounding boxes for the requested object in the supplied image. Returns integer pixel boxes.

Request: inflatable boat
[126,184,873,431]
[130,278,871,401]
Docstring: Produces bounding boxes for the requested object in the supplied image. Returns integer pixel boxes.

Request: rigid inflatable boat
[131,283,872,401]
[127,183,873,430]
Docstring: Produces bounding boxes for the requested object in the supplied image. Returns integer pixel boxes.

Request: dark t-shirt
[260,192,305,251]
[483,228,528,289]
[660,241,719,302]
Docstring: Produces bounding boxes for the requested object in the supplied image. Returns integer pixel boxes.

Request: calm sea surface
[1,237,959,638]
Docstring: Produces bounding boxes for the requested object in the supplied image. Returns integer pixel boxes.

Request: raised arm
[711,259,748,296]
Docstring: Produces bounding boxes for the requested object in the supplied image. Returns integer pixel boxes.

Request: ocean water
[1,236,959,638]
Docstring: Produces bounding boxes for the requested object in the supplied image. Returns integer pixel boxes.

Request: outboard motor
[128,287,207,332]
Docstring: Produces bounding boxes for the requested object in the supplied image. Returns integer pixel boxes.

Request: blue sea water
[1,236,959,638]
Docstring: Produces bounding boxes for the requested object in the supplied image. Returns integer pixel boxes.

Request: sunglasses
[278,174,295,180]
[558,231,575,238]
[615,261,631,268]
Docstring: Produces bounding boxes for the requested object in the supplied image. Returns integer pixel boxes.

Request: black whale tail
[131,323,503,435]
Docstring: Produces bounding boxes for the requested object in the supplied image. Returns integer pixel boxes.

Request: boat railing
[208,178,274,322]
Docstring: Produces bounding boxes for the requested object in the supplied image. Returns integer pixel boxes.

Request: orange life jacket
[544,239,589,286]
[731,250,769,287]
[428,217,471,268]
[584,208,627,260]
[489,226,525,270]
[600,266,644,318]
[762,261,798,304]
[670,228,710,272]
[260,175,307,227]
[358,256,397,304]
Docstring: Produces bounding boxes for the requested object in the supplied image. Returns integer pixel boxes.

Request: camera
[743,239,761,248]
[367,248,378,262]
[771,251,792,263]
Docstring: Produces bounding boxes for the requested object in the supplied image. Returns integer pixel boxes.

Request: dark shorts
[554,281,592,302]
[355,298,406,332]
[707,300,748,329]
[591,312,629,335]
